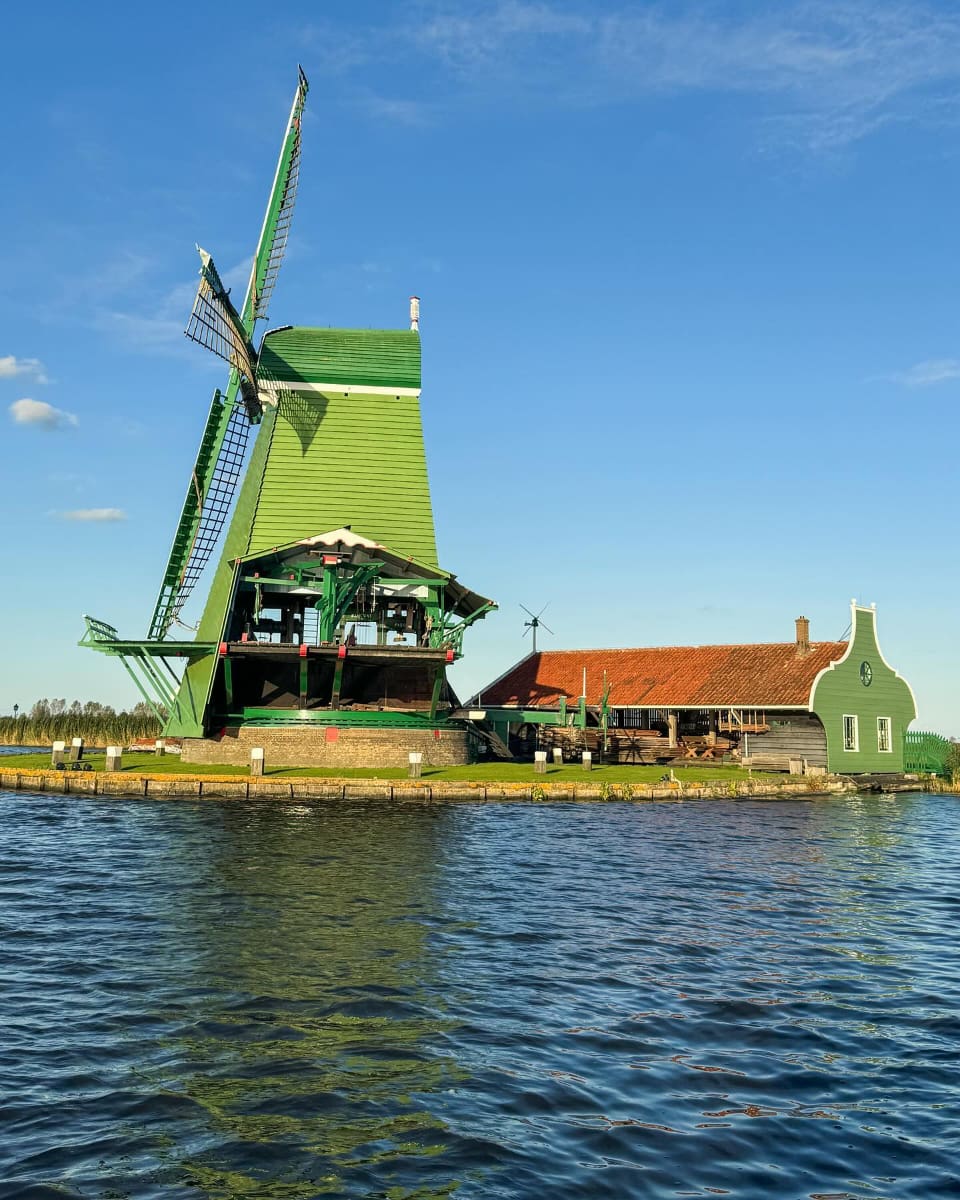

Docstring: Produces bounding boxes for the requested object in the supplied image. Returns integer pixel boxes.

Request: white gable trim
[807,602,917,719]
[258,379,420,405]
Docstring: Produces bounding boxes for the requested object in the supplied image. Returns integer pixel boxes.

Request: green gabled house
[806,603,917,774]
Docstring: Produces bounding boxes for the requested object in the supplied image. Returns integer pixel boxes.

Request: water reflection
[158,802,470,1197]
[0,792,957,1199]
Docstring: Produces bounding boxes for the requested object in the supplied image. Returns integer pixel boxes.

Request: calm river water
[0,787,957,1199]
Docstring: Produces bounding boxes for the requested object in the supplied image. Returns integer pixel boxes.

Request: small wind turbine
[521,603,554,654]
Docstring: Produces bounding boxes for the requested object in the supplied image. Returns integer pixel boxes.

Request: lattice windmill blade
[246,65,308,325]
[147,70,309,642]
[147,387,254,640]
[184,249,260,414]
[147,253,260,641]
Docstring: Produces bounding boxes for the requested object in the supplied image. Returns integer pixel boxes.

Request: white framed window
[877,717,892,753]
[843,714,859,752]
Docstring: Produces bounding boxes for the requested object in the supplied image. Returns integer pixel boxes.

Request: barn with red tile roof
[474,605,916,774]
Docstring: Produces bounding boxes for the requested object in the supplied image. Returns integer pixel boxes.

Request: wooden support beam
[331,652,345,708]
[299,647,309,708]
[429,666,444,720]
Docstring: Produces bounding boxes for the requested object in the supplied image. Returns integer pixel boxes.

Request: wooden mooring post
[534,750,547,775]
[250,747,265,777]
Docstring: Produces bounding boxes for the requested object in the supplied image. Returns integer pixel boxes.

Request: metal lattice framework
[149,396,252,638]
[252,66,306,322]
[185,251,258,388]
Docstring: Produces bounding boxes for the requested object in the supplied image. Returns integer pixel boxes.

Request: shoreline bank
[0,766,943,803]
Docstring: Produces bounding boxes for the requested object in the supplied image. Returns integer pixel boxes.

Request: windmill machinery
[149,67,309,640]
[521,603,553,654]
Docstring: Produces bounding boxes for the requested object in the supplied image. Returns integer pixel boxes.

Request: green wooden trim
[236,707,458,728]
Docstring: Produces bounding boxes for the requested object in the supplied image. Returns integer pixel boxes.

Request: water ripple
[0,790,957,1198]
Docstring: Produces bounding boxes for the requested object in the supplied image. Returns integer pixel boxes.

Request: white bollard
[552,747,563,766]
[105,746,122,772]
[534,750,548,775]
[582,751,592,772]
[69,737,84,763]
[408,751,423,779]
[250,747,265,777]
[51,740,66,768]
[155,738,166,757]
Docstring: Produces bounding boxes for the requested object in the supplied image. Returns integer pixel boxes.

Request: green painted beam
[236,707,459,728]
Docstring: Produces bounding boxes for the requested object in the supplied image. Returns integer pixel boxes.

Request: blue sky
[0,0,957,733]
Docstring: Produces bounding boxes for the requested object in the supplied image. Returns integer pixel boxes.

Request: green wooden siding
[246,391,438,566]
[258,327,421,390]
[810,606,916,773]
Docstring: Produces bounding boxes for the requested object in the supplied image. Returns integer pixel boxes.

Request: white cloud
[61,508,126,522]
[889,358,960,387]
[314,1,960,150]
[0,355,48,383]
[9,398,78,429]
[356,90,435,126]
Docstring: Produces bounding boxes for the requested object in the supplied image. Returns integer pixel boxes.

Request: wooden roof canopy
[238,527,493,619]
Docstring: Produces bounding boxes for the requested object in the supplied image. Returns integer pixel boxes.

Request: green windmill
[82,71,495,763]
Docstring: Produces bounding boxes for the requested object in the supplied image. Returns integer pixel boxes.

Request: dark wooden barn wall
[743,713,827,768]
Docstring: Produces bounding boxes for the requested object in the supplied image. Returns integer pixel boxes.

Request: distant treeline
[0,699,164,747]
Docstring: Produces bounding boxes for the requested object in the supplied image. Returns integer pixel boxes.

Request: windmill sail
[184,250,260,414]
[186,251,258,379]
[147,388,253,640]
[249,65,308,323]
[146,69,309,641]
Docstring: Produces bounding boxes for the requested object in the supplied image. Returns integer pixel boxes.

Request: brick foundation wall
[181,725,473,768]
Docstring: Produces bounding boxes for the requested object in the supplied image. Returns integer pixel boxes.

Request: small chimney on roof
[409,295,420,332]
[795,615,810,656]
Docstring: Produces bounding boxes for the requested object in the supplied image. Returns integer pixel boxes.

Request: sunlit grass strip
[2,752,779,783]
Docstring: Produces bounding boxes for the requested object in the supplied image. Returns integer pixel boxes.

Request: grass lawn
[2,751,780,784]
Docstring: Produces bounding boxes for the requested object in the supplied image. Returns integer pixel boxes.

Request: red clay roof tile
[479,642,847,709]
